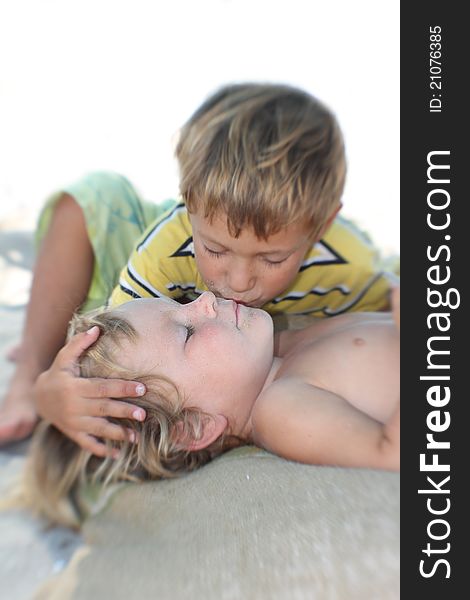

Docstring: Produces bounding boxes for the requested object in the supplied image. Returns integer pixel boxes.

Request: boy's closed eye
[263,256,289,267]
[204,243,289,267]
[203,244,225,258]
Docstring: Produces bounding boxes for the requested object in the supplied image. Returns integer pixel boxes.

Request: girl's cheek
[201,327,231,351]
[202,327,220,343]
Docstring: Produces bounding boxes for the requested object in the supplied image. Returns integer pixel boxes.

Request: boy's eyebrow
[257,248,295,257]
[201,234,228,249]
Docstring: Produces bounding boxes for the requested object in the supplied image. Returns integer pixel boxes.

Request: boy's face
[189,210,313,307]
[115,293,274,433]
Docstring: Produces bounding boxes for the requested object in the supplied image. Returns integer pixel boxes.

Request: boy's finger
[56,327,101,366]
[78,413,139,443]
[74,433,117,458]
[82,377,146,400]
[87,398,146,422]
[80,416,135,445]
[84,435,119,458]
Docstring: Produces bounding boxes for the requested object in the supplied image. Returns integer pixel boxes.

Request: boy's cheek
[196,258,234,297]
[196,259,220,289]
[192,252,212,278]
[193,247,218,277]
[264,262,303,294]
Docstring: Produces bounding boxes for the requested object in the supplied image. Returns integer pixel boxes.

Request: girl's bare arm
[251,378,400,471]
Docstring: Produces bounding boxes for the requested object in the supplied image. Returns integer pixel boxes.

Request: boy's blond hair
[176,82,346,240]
[22,310,243,528]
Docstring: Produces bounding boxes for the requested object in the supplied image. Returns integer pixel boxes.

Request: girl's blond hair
[22,309,244,528]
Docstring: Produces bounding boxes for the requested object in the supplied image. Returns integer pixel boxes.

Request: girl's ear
[174,414,228,451]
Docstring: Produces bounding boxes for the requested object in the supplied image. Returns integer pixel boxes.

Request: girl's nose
[193,291,218,317]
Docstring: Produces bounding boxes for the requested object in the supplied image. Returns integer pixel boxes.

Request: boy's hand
[34,326,146,458]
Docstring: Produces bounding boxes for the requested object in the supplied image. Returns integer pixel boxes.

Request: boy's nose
[227,262,256,294]
[194,291,218,317]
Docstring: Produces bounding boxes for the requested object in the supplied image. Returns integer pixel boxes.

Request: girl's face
[115,292,274,431]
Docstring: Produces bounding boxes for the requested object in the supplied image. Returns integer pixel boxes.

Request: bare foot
[0,378,39,445]
[6,343,23,363]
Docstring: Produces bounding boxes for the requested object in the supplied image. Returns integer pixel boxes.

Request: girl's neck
[240,356,283,442]
[260,356,283,394]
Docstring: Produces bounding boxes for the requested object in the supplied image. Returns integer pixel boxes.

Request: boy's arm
[251,379,399,471]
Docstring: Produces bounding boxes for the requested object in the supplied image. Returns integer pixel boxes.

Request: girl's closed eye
[185,324,195,342]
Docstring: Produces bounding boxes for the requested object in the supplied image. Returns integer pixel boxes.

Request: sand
[0,215,82,600]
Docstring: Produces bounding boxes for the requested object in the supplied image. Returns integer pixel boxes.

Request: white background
[0,0,399,254]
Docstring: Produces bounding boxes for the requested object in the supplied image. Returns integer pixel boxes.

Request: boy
[1,83,397,454]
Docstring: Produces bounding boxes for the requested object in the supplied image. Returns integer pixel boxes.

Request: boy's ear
[315,203,342,240]
[173,414,228,451]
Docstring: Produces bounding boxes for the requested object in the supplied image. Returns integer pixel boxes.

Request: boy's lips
[211,290,260,307]
[227,298,259,307]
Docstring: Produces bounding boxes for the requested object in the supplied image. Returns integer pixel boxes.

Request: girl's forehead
[124,297,178,312]
[119,299,185,351]
[118,298,180,326]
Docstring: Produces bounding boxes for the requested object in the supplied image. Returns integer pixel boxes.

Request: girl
[24,289,400,528]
